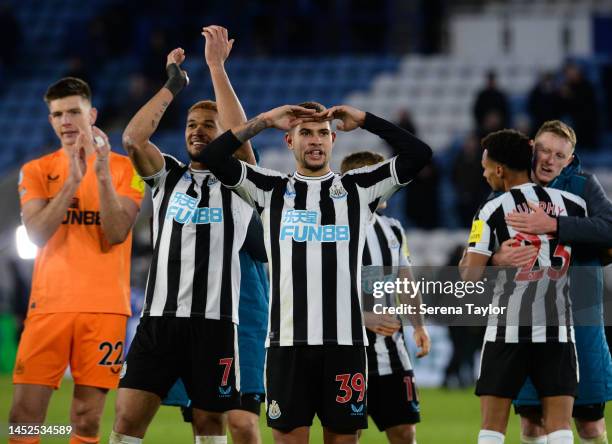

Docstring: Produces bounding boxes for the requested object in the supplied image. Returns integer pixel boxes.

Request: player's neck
[190,161,209,171]
[296,165,332,177]
[503,172,531,191]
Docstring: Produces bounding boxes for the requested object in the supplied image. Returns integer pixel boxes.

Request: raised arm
[122,48,189,177]
[203,25,256,165]
[92,127,140,245]
[198,105,316,185]
[323,105,433,183]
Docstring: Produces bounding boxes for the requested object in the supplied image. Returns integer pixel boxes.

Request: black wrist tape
[164,63,188,97]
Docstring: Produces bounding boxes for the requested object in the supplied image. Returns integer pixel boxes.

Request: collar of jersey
[189,167,210,174]
[293,170,334,182]
[510,182,534,190]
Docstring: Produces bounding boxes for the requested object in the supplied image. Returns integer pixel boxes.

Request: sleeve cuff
[390,156,412,186]
[467,247,493,257]
[225,161,247,189]
[225,129,244,147]
[140,157,166,185]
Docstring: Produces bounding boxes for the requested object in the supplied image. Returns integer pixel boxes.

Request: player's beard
[302,152,328,173]
[187,143,209,163]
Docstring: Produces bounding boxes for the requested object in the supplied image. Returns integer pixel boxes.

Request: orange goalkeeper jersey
[18,148,145,316]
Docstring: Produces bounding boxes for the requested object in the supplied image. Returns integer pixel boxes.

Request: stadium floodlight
[16,225,37,260]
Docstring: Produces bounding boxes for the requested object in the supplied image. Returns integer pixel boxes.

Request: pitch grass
[0,375,608,443]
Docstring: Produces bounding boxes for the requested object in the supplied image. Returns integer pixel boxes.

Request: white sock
[195,436,227,444]
[521,435,547,444]
[479,429,505,443]
[109,431,142,444]
[580,431,608,444]
[547,430,573,444]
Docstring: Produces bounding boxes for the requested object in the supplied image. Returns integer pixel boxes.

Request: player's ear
[496,164,504,178]
[331,131,336,143]
[285,132,294,151]
[89,107,98,126]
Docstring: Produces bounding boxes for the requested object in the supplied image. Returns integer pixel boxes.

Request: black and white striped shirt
[141,154,253,323]
[363,213,413,376]
[468,183,587,343]
[198,113,432,347]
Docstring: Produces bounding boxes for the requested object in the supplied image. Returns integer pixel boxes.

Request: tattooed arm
[199,105,315,185]
[122,48,188,177]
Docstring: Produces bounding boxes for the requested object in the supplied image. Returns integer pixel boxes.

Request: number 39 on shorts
[335,373,366,404]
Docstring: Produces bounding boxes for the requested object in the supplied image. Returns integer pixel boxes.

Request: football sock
[547,430,574,444]
[195,436,228,444]
[478,429,505,443]
[521,435,547,444]
[108,431,141,444]
[70,434,99,443]
[580,431,608,444]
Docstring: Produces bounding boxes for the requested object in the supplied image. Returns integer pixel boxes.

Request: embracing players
[491,121,612,444]
[460,129,587,444]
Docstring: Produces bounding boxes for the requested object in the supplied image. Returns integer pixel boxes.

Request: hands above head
[315,105,366,132]
[259,105,318,131]
[202,25,234,68]
[164,48,189,97]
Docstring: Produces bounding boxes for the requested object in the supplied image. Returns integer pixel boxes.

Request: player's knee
[9,399,45,424]
[324,433,359,444]
[386,424,416,443]
[228,412,258,431]
[321,427,360,444]
[113,403,144,436]
[520,415,545,437]
[481,415,508,434]
[192,411,225,436]
[71,405,102,437]
[575,418,605,439]
[542,416,572,433]
[228,413,259,441]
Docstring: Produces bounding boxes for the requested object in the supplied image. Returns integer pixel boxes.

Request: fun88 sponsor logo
[279,209,349,242]
[166,192,223,224]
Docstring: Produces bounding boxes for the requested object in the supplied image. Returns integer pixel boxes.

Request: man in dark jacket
[493,120,612,444]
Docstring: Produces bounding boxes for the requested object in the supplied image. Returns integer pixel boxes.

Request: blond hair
[535,120,577,150]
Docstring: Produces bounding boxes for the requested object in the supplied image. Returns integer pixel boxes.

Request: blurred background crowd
[0,0,611,386]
